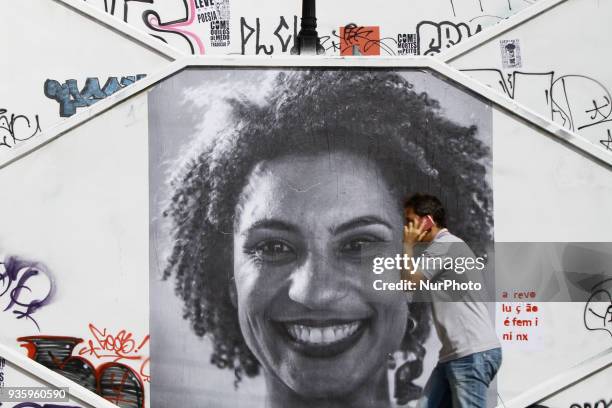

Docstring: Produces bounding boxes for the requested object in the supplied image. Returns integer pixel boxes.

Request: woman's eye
[340,238,376,256]
[252,240,296,264]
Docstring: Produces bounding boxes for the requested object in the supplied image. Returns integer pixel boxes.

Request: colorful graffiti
[18,336,145,408]
[77,324,150,383]
[79,0,540,56]
[44,75,146,118]
[83,0,225,54]
[143,1,206,54]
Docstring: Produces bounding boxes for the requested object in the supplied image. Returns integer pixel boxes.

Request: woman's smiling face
[233,152,408,398]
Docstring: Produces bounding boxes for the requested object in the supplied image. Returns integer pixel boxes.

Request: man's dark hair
[404,193,447,228]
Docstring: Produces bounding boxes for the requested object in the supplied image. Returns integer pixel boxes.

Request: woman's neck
[264,364,392,408]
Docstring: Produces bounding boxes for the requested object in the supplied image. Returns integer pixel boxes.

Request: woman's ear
[228,276,238,309]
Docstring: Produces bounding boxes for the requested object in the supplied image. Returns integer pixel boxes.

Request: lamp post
[291,0,324,55]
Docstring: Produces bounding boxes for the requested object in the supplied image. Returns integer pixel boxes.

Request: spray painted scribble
[83,0,153,22]
[77,324,150,382]
[240,17,398,56]
[463,69,612,146]
[44,75,146,118]
[318,29,341,54]
[18,336,144,408]
[0,109,41,150]
[417,20,482,55]
[570,400,612,408]
[601,130,612,151]
[584,278,612,338]
[0,257,53,330]
[339,24,397,56]
[83,0,203,54]
[143,1,205,54]
[240,15,298,55]
[447,0,524,17]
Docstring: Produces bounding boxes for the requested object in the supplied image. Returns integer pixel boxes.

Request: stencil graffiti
[0,257,53,331]
[210,20,230,47]
[397,33,418,56]
[0,109,41,150]
[18,336,144,408]
[417,20,482,55]
[44,75,146,118]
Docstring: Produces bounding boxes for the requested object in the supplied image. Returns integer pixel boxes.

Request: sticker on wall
[397,33,418,55]
[210,20,230,47]
[500,39,522,69]
[195,0,230,24]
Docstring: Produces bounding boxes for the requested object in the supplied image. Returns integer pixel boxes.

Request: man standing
[402,193,501,408]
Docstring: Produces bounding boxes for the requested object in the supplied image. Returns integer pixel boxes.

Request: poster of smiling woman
[148,67,495,407]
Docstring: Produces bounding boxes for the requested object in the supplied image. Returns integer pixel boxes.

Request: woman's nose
[288,253,347,309]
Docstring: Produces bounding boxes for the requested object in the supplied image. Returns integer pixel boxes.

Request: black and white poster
[149,68,494,407]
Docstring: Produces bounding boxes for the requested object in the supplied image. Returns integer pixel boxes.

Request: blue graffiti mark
[44,75,147,117]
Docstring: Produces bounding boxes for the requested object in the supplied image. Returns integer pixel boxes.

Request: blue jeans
[418,348,502,408]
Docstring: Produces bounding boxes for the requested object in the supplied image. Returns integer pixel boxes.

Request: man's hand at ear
[401,218,428,286]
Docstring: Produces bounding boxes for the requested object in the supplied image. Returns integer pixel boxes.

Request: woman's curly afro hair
[162,69,492,393]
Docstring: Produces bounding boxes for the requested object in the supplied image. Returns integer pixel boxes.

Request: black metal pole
[291,0,324,55]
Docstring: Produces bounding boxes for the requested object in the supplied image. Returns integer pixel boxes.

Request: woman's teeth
[286,322,361,344]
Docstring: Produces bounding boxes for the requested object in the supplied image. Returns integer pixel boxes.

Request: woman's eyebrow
[330,216,393,235]
[245,219,300,234]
